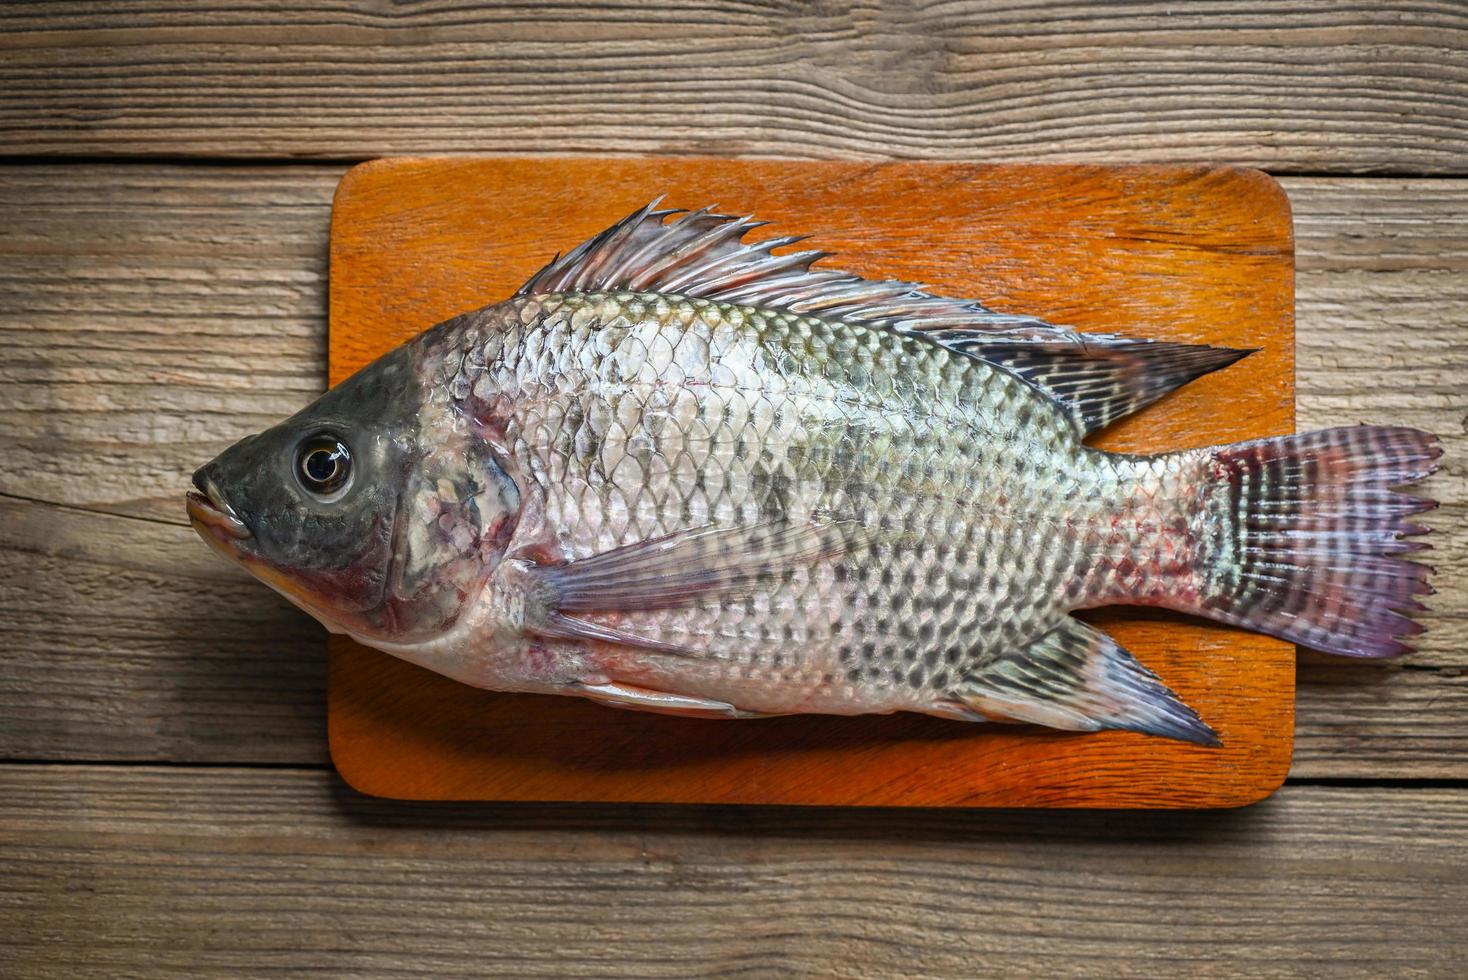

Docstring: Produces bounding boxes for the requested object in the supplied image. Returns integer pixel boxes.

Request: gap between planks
[4,155,1468,182]
[3,757,1467,793]
[1,765,1465,977]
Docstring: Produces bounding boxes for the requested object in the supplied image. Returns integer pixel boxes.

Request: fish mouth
[186,472,251,541]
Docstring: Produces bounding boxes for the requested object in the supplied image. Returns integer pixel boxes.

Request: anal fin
[956,617,1220,745]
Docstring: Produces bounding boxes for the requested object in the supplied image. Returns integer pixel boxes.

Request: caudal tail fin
[1186,426,1440,657]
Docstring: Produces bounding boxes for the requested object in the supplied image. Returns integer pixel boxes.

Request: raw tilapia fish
[188,202,1439,744]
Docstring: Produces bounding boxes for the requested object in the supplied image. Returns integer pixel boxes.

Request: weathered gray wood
[1293,660,1468,777]
[1,2,1466,173]
[0,498,327,764]
[1,767,1464,978]
[0,166,335,522]
[1,167,1463,777]
[1290,176,1468,762]
[0,166,337,763]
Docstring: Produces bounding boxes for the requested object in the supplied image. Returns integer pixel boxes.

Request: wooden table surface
[1,3,1464,976]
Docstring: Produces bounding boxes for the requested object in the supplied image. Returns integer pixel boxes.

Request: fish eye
[295,435,352,497]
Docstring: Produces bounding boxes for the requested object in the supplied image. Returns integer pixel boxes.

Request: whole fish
[188,202,1439,743]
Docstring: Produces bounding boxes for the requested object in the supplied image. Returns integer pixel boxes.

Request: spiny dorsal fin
[518,199,1064,338]
[521,201,1252,436]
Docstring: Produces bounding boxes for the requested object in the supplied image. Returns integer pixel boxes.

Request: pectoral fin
[508,519,858,655]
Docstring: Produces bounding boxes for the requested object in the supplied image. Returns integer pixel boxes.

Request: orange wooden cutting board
[328,158,1295,807]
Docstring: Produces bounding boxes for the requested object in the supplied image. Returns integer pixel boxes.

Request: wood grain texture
[2,765,1465,978]
[1288,177,1468,774]
[0,498,328,765]
[0,166,333,523]
[2,7,1464,968]
[1,167,1462,780]
[328,158,1295,806]
[1,1,1466,173]
[0,167,335,764]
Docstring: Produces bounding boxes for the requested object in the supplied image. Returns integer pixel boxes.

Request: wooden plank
[1,166,1462,780]
[1290,176,1468,766]
[328,158,1296,807]
[0,166,334,524]
[1292,661,1468,777]
[1,765,1465,977]
[0,166,336,764]
[1,2,1466,173]
[0,497,327,764]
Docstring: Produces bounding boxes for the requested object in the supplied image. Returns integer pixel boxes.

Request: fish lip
[186,476,251,540]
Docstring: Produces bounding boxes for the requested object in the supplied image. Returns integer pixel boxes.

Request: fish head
[187,344,522,644]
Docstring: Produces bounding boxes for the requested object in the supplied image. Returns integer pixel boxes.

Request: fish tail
[1180,426,1440,657]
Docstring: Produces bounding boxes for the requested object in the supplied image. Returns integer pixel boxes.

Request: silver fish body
[190,203,1438,743]
[417,291,1174,717]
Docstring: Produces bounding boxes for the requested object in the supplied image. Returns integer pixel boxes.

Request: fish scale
[430,289,1137,715]
[189,200,1437,743]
